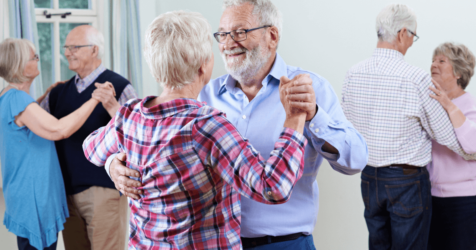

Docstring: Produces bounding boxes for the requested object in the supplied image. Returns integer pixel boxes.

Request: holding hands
[279,74,309,134]
[280,74,317,121]
[92,81,121,117]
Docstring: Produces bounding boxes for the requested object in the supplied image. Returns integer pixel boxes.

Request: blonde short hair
[143,11,213,90]
[0,38,36,83]
[433,42,475,90]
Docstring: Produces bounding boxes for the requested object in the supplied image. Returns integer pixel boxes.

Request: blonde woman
[0,38,105,250]
[83,11,307,249]
[428,42,476,250]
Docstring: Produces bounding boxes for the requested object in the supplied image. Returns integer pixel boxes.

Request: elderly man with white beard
[106,0,368,249]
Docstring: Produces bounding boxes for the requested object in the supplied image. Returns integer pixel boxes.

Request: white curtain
[110,0,143,97]
[8,0,44,98]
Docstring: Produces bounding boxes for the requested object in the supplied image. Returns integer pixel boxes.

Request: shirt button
[310,123,314,127]
[267,191,272,195]
[314,128,319,133]
[242,115,246,119]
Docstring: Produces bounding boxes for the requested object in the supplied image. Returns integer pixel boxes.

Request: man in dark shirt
[40,25,137,250]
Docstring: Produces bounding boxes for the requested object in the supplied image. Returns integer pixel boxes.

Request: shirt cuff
[105,153,117,178]
[306,104,331,137]
[281,127,307,148]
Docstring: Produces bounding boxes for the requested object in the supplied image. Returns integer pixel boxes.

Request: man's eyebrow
[217,24,246,32]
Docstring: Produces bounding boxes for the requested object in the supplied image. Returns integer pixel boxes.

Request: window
[34,0,98,86]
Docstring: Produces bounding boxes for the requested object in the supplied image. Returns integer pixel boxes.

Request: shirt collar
[218,53,288,95]
[139,96,204,119]
[373,48,404,60]
[74,64,107,86]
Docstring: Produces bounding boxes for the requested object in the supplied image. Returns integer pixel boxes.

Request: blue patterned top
[0,89,68,249]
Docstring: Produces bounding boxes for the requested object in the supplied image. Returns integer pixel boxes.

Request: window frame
[35,0,99,82]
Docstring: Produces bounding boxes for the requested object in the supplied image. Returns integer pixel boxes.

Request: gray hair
[376,4,417,43]
[223,0,283,41]
[143,11,213,90]
[86,27,104,59]
[0,38,36,83]
[433,42,475,90]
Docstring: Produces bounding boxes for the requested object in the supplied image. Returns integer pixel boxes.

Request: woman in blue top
[0,38,109,250]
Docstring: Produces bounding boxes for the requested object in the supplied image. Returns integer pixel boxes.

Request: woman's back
[84,96,306,250]
[0,89,68,249]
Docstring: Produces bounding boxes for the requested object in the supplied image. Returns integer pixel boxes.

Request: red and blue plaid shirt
[83,97,306,250]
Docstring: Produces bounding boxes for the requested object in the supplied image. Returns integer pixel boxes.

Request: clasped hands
[279,74,318,121]
[45,80,118,110]
[91,81,120,113]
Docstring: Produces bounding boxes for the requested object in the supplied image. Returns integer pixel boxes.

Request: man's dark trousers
[361,165,432,250]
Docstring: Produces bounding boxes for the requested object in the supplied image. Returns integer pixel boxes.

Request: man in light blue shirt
[106,0,368,248]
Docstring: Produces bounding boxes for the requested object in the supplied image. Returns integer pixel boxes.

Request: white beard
[221,45,271,85]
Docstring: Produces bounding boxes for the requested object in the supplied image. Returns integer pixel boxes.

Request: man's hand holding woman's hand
[281,74,317,121]
[280,74,309,134]
[92,81,121,116]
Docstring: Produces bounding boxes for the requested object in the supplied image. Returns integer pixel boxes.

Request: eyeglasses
[63,45,94,53]
[30,54,39,61]
[213,25,271,44]
[398,29,419,42]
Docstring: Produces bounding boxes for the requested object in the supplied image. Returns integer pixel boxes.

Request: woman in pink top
[427,42,476,250]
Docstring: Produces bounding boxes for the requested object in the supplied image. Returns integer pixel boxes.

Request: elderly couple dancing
[1,0,476,249]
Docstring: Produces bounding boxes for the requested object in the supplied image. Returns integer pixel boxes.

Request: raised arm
[16,98,99,141]
[193,80,307,204]
[194,115,306,204]
[429,79,476,154]
[288,73,368,175]
[420,76,476,159]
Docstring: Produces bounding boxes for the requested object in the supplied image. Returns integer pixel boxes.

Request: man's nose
[223,34,237,50]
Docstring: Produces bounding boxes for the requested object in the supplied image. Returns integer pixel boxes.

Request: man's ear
[92,45,99,57]
[268,26,279,50]
[397,28,407,44]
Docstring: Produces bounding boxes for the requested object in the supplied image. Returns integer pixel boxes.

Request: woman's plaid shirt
[83,97,306,250]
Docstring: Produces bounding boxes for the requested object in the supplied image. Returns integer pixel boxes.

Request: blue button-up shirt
[199,54,368,237]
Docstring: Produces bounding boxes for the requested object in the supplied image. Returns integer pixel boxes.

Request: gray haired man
[40,25,137,250]
[342,4,476,250]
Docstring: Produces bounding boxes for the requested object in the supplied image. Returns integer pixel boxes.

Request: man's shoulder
[285,65,331,91]
[50,77,75,95]
[348,56,430,84]
[100,69,131,86]
[396,60,429,80]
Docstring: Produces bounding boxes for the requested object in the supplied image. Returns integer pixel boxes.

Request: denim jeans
[428,195,476,250]
[361,166,432,250]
